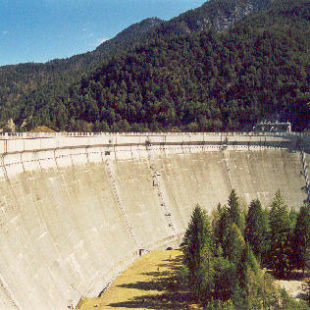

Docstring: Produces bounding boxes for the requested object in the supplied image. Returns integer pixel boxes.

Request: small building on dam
[0,131,309,309]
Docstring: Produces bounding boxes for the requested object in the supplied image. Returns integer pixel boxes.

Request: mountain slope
[0,17,163,129]
[36,0,308,132]
[0,0,274,131]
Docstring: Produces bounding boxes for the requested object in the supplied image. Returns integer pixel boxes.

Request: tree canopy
[0,0,309,132]
[182,191,310,308]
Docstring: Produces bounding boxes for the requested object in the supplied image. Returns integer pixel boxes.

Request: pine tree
[183,204,213,282]
[227,189,242,229]
[213,204,230,248]
[213,254,236,301]
[245,199,268,263]
[183,205,216,305]
[289,208,299,233]
[231,282,249,309]
[234,244,262,308]
[224,223,245,264]
[269,190,294,278]
[294,203,310,272]
[195,245,215,306]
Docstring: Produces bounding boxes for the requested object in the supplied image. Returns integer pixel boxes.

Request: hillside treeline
[26,0,310,132]
[182,190,310,309]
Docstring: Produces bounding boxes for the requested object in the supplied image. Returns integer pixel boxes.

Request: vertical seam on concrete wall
[53,149,60,172]
[0,272,21,309]
[20,153,25,174]
[147,143,177,235]
[0,154,9,183]
[221,149,233,192]
[104,156,141,249]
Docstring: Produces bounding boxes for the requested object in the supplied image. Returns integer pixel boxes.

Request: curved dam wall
[0,132,309,309]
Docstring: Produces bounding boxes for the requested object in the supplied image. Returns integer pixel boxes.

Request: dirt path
[77,249,199,310]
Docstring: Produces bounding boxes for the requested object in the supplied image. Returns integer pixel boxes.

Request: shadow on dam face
[0,132,308,309]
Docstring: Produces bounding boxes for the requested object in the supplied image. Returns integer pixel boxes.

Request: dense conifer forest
[182,190,310,309]
[0,0,309,132]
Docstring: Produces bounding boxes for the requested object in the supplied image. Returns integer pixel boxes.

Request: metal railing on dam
[0,132,309,154]
[0,132,309,309]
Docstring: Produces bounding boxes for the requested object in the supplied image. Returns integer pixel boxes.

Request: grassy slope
[77,249,200,310]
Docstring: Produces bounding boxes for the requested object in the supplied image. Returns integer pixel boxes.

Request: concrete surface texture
[0,132,308,309]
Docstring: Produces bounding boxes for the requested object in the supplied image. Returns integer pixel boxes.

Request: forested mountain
[1,0,309,132]
[0,17,164,130]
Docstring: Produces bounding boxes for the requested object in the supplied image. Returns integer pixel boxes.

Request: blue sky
[0,0,205,66]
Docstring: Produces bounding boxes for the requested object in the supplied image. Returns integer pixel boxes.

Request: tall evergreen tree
[294,203,310,272]
[234,244,261,308]
[213,254,236,302]
[289,208,299,233]
[224,223,245,264]
[183,205,217,306]
[227,189,242,229]
[245,199,268,263]
[195,245,215,306]
[269,190,294,278]
[183,204,213,283]
[213,204,230,249]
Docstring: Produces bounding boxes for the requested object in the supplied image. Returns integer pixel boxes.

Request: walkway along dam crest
[0,132,309,309]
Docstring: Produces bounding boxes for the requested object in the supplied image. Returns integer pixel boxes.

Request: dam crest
[0,132,309,309]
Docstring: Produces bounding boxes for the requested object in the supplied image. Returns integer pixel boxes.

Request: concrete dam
[0,132,309,309]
